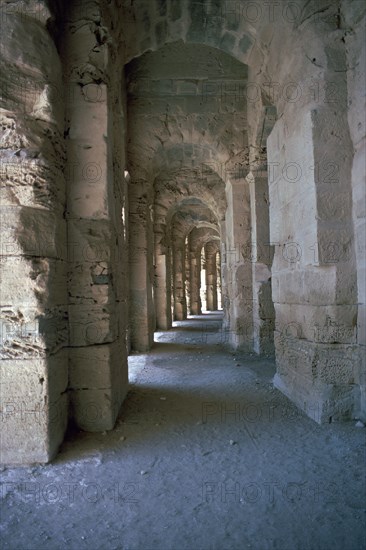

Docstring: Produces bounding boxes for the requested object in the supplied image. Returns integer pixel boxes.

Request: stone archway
[1,0,364,464]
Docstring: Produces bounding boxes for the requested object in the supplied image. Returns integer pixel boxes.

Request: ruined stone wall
[0,2,68,462]
[1,0,364,466]
[1,0,130,463]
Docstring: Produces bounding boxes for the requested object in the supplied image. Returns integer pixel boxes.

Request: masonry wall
[0,0,130,463]
[0,4,68,462]
[1,0,365,465]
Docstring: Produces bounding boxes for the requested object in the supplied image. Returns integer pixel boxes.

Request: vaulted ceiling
[126,40,248,245]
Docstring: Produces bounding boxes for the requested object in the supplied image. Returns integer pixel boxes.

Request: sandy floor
[1,312,365,550]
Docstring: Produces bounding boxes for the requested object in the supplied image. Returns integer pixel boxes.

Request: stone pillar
[220,221,230,329]
[269,100,358,423]
[173,243,187,320]
[225,179,253,349]
[185,243,191,313]
[217,250,222,309]
[205,242,218,311]
[129,178,154,350]
[248,172,275,355]
[64,0,128,431]
[189,234,201,315]
[0,6,68,463]
[154,224,172,330]
[344,4,366,420]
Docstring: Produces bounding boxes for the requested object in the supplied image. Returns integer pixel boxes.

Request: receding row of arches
[1,0,364,464]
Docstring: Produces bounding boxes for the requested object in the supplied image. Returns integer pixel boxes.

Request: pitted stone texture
[0,306,68,359]
[1,0,365,467]
[1,206,67,260]
[1,4,68,464]
[62,0,129,432]
[343,0,366,419]
[70,344,128,433]
[68,338,128,431]
[68,304,118,347]
[0,353,68,464]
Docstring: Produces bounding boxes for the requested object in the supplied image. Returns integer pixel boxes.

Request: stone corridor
[1,0,365,466]
[1,1,366,546]
[1,314,365,549]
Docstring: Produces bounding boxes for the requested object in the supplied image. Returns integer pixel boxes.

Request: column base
[0,353,68,464]
[69,339,128,431]
[273,335,361,424]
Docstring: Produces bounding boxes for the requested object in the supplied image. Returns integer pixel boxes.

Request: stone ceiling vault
[126,40,249,245]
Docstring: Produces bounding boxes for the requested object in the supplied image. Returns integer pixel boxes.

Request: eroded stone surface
[1,0,365,464]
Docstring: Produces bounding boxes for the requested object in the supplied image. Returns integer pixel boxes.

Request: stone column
[64,0,128,431]
[189,235,201,315]
[217,250,222,309]
[205,242,218,311]
[0,6,68,463]
[344,4,366,421]
[173,242,187,320]
[129,178,155,350]
[225,179,253,349]
[248,172,275,355]
[154,223,172,330]
[185,243,191,313]
[220,221,230,330]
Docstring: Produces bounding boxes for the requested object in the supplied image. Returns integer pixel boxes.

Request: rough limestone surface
[1,3,68,463]
[0,0,365,465]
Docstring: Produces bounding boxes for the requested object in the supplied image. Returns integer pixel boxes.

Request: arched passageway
[1,0,365,473]
[1,1,365,547]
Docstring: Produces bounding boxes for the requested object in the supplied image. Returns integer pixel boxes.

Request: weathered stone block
[155,20,168,47]
[69,340,127,390]
[275,303,357,343]
[317,228,354,266]
[239,34,253,54]
[0,205,67,260]
[70,382,127,432]
[67,218,115,263]
[274,335,360,422]
[274,368,358,424]
[0,256,67,307]
[0,157,65,213]
[0,353,68,464]
[1,305,68,358]
[68,304,118,347]
[67,261,114,305]
[358,304,366,346]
